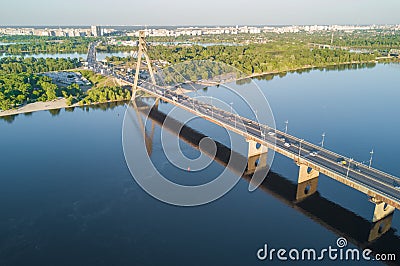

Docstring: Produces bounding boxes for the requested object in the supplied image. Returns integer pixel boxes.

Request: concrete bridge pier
[294,162,320,201]
[370,197,395,223]
[297,163,320,183]
[246,139,268,174]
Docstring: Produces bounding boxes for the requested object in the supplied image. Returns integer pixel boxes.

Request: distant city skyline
[1,0,400,26]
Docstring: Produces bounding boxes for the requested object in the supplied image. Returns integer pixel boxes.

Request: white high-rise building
[91,25,102,37]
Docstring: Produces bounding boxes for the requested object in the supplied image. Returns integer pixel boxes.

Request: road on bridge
[86,45,400,210]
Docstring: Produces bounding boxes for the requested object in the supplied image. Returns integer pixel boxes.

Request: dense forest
[79,87,131,105]
[0,72,132,111]
[0,57,80,75]
[116,31,400,50]
[0,74,82,110]
[77,70,132,105]
[153,44,378,74]
[0,57,81,110]
[105,43,379,76]
[0,36,95,54]
[298,31,400,49]
[0,57,131,111]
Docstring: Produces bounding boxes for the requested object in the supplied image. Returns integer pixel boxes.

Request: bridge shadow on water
[132,98,400,264]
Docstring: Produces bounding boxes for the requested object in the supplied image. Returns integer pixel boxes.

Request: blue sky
[1,0,399,26]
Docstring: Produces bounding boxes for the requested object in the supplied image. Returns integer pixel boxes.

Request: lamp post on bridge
[298,139,304,160]
[369,149,374,169]
[285,120,289,134]
[347,158,354,177]
[260,125,267,141]
[321,132,326,148]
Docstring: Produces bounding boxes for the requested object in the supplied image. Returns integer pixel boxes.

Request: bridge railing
[139,80,400,184]
[119,80,400,207]
[278,128,400,183]
[88,49,400,187]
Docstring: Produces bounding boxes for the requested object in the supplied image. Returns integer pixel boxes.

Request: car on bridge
[336,157,347,165]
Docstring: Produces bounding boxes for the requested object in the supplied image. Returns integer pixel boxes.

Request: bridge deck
[86,46,400,211]
[140,80,400,210]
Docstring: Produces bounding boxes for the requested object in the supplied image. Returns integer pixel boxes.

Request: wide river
[0,63,399,265]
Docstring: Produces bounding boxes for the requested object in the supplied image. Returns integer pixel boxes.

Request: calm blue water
[0,52,133,61]
[0,64,399,265]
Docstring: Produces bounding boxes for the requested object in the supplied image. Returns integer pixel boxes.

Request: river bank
[197,60,384,86]
[0,98,129,117]
[247,59,381,79]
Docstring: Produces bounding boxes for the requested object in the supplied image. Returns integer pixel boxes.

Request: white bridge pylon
[133,30,157,98]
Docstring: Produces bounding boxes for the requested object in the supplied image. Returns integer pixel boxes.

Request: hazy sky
[1,0,399,26]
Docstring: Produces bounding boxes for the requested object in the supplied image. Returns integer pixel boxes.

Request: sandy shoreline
[0,99,72,117]
[0,99,129,117]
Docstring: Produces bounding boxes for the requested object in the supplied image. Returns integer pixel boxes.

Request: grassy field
[78,70,122,89]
